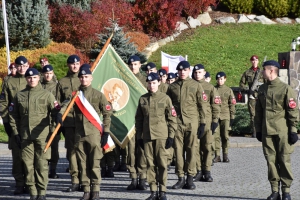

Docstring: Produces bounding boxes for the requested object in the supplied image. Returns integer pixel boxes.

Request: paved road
[1,138,300,200]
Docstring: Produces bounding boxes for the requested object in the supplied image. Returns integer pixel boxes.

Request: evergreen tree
[0,0,51,51]
[48,0,92,10]
[91,19,147,65]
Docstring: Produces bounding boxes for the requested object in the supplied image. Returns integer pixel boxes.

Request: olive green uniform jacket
[255,77,298,135]
[239,67,264,94]
[135,72,147,88]
[9,83,57,139]
[158,82,169,93]
[135,91,177,140]
[215,84,236,120]
[167,77,206,125]
[0,73,27,123]
[56,71,80,127]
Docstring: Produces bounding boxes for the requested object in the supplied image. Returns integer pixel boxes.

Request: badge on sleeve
[9,103,14,112]
[202,91,207,101]
[289,98,297,109]
[106,104,111,111]
[214,96,220,104]
[231,97,236,105]
[54,100,61,110]
[171,106,177,117]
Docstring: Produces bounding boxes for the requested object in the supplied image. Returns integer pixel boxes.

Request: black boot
[90,192,100,200]
[106,167,114,178]
[223,153,230,162]
[146,191,158,200]
[159,191,167,200]
[80,192,90,200]
[183,175,196,190]
[13,186,25,195]
[172,177,185,189]
[65,167,69,172]
[66,183,79,192]
[213,156,221,163]
[267,192,281,200]
[137,178,147,190]
[282,193,291,200]
[48,169,59,179]
[30,196,38,200]
[37,195,46,200]
[101,167,107,177]
[127,178,137,190]
[203,170,213,182]
[119,163,127,171]
[193,170,203,181]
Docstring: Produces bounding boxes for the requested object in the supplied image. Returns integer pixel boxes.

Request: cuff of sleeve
[168,132,175,138]
[290,127,297,133]
[200,119,205,124]
[212,118,219,123]
[230,116,235,119]
[104,127,110,132]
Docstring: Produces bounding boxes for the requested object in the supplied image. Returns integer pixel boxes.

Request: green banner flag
[92,44,147,148]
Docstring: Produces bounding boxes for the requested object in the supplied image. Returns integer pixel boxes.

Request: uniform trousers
[11,134,26,187]
[22,139,50,195]
[174,122,197,177]
[144,139,168,192]
[64,127,80,184]
[126,135,147,179]
[214,119,230,156]
[248,98,256,134]
[263,134,294,193]
[75,133,102,192]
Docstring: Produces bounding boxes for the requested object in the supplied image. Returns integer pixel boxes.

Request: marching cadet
[167,61,206,190]
[0,56,29,195]
[144,62,168,93]
[39,57,58,82]
[166,73,176,84]
[136,72,177,200]
[126,55,148,190]
[158,69,168,83]
[57,65,112,200]
[41,65,60,179]
[192,64,220,182]
[239,55,264,137]
[255,60,299,200]
[10,68,59,200]
[213,72,236,163]
[56,55,81,192]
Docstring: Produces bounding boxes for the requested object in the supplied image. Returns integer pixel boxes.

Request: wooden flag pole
[44,33,114,153]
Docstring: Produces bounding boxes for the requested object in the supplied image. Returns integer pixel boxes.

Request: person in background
[166,73,176,84]
[158,69,168,83]
[213,72,236,163]
[205,72,211,83]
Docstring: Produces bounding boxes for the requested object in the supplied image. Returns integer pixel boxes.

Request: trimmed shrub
[125,32,150,52]
[255,0,289,18]
[183,0,218,18]
[0,42,83,74]
[132,0,184,38]
[231,104,251,135]
[220,0,254,13]
[289,0,300,17]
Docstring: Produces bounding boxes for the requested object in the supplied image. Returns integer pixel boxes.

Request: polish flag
[74,91,115,151]
[161,51,186,73]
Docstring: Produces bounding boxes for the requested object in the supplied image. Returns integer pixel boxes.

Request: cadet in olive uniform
[204,72,211,83]
[167,61,206,190]
[39,58,58,83]
[239,55,264,137]
[192,64,220,182]
[58,65,112,200]
[10,68,59,200]
[56,55,81,192]
[136,73,177,200]
[145,62,168,93]
[213,72,236,163]
[126,55,148,190]
[0,56,29,194]
[166,73,176,84]
[158,69,168,83]
[255,60,299,200]
[41,65,61,179]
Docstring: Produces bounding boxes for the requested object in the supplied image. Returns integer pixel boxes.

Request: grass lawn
[148,23,300,86]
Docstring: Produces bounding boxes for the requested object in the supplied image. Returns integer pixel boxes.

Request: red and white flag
[74,91,115,151]
[161,51,186,73]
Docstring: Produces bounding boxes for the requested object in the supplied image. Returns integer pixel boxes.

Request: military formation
[0,54,298,200]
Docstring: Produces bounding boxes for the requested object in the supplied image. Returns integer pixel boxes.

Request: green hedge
[231,104,252,135]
